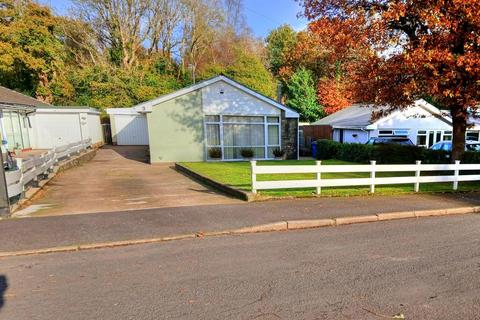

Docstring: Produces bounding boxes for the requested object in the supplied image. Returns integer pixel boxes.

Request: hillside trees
[0,0,277,110]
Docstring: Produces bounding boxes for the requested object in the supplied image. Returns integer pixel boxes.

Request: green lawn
[180,160,480,198]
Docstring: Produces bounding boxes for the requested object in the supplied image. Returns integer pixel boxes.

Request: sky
[42,0,308,38]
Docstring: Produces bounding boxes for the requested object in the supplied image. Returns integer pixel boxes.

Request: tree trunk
[451,111,467,162]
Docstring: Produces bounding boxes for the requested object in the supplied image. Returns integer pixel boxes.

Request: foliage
[57,60,183,111]
[0,0,72,103]
[208,147,222,159]
[0,0,277,111]
[285,67,324,122]
[265,24,297,77]
[300,0,480,160]
[272,148,285,158]
[315,140,451,164]
[240,148,254,158]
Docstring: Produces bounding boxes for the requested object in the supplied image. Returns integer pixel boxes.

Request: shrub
[208,147,222,159]
[272,148,285,158]
[464,151,480,163]
[316,139,451,164]
[240,148,254,158]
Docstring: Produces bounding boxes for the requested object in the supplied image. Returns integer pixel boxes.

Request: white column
[370,160,376,193]
[316,161,322,195]
[453,160,460,190]
[251,160,257,194]
[414,160,421,192]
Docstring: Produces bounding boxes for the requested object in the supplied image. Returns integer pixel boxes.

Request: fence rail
[5,139,92,198]
[251,160,480,194]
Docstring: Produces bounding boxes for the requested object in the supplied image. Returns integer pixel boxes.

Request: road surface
[2,214,480,319]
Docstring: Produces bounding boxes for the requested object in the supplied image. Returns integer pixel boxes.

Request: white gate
[113,114,149,145]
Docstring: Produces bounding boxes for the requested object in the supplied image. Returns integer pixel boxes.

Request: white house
[309,99,480,147]
[0,86,103,151]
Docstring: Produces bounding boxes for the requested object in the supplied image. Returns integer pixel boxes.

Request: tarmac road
[2,214,480,319]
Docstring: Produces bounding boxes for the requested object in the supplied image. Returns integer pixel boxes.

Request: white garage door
[114,114,149,145]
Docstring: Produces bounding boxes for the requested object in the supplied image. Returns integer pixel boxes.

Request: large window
[205,115,281,160]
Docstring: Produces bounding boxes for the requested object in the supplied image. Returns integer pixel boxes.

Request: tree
[265,25,297,77]
[300,0,480,160]
[285,67,324,122]
[0,0,70,102]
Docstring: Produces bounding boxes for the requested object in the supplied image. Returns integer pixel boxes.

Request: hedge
[315,139,459,164]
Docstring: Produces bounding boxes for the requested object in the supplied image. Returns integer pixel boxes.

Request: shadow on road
[0,275,7,310]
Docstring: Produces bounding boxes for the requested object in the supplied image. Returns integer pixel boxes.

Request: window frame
[204,114,281,161]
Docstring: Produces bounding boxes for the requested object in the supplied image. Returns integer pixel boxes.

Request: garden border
[175,163,255,201]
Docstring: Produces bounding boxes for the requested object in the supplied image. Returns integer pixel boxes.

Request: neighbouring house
[302,99,480,149]
[107,75,300,162]
[0,86,103,151]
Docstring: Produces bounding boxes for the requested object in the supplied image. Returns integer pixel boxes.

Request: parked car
[430,140,480,152]
[366,137,415,146]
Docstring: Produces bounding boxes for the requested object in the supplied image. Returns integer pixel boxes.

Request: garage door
[114,114,149,145]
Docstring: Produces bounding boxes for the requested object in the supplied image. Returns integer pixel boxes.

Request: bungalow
[107,75,300,162]
[303,99,480,148]
[0,86,103,152]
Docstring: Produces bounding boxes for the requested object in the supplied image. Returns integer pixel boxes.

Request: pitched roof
[0,86,51,107]
[312,99,451,129]
[312,104,386,128]
[132,75,300,118]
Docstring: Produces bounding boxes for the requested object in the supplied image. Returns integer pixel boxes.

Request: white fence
[5,139,92,198]
[251,160,480,194]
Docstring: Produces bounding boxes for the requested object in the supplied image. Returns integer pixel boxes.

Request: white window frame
[204,114,281,161]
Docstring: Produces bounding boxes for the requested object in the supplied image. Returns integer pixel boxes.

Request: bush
[208,147,222,159]
[316,139,451,164]
[272,148,285,158]
[464,151,480,163]
[240,148,254,158]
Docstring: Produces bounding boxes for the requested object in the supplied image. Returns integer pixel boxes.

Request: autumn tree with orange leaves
[299,0,480,161]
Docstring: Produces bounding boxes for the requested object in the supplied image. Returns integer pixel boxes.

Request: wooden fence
[251,160,480,194]
[5,139,92,198]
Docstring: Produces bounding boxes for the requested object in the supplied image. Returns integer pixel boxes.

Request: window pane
[206,124,220,146]
[253,147,265,158]
[205,115,219,122]
[467,131,479,141]
[267,116,279,123]
[223,124,264,146]
[268,125,279,145]
[223,116,263,123]
[417,135,427,146]
[379,130,393,136]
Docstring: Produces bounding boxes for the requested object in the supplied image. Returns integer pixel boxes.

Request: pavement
[2,214,480,319]
[19,145,239,216]
[1,192,480,253]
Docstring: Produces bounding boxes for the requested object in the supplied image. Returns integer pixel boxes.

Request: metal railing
[5,139,92,198]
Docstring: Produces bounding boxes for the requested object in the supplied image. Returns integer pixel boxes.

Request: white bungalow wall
[201,80,281,116]
[28,109,103,149]
[370,105,451,144]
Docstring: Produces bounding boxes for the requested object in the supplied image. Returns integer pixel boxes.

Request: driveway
[18,146,239,216]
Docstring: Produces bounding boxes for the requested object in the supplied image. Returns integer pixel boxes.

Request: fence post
[370,160,376,193]
[415,160,421,192]
[251,160,257,194]
[316,161,322,195]
[453,160,460,190]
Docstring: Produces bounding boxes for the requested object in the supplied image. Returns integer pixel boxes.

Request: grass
[180,160,480,198]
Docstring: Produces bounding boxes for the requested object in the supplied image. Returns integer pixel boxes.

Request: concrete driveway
[18,146,239,216]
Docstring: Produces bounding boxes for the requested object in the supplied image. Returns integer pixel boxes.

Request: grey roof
[312,104,388,128]
[0,86,51,107]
